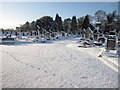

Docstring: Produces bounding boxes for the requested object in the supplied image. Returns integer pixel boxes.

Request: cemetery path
[2,38,118,88]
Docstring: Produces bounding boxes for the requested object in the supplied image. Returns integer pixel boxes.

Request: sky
[0,2,118,29]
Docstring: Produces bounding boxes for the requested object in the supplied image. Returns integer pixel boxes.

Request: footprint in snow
[81,76,88,79]
[17,60,19,62]
[31,65,34,67]
[53,74,56,76]
[37,68,40,70]
[20,61,23,64]
[26,63,28,65]
[44,71,47,73]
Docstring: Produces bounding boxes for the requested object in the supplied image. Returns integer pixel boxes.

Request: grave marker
[106,31,117,50]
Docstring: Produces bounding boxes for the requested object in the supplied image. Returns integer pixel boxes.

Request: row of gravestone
[81,27,120,50]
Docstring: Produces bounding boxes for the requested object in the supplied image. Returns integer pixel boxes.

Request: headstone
[94,31,99,41]
[118,31,120,40]
[81,29,85,38]
[85,27,93,39]
[90,34,94,41]
[94,34,98,41]
[118,31,120,46]
[106,31,116,50]
[98,37,105,43]
[117,48,120,58]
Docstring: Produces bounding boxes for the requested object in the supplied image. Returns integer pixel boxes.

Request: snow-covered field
[1,38,118,88]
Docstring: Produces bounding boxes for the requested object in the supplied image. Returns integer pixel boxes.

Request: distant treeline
[1,10,120,34]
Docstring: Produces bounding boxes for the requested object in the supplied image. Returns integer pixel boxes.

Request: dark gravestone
[106,35,116,50]
[118,31,120,46]
[1,38,14,44]
[62,32,65,36]
[118,38,120,46]
[94,34,98,41]
[81,29,85,38]
[106,39,116,50]
[98,37,105,43]
[93,42,102,46]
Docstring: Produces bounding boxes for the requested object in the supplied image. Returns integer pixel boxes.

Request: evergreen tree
[63,18,71,33]
[24,21,30,32]
[36,16,54,34]
[107,11,117,24]
[36,19,42,34]
[82,15,90,29]
[78,17,84,28]
[71,16,77,34]
[55,14,63,31]
[30,21,37,31]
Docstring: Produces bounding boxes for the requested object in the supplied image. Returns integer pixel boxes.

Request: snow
[1,37,118,88]
[67,41,119,72]
[0,45,2,90]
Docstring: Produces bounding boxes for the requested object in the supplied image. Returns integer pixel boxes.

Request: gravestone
[85,27,93,39]
[106,31,116,50]
[98,32,106,43]
[118,31,120,46]
[94,31,99,41]
[85,28,89,39]
[98,37,105,43]
[81,29,85,38]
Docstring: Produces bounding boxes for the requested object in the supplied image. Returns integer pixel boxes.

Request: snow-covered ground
[67,41,119,73]
[0,45,2,90]
[1,38,118,88]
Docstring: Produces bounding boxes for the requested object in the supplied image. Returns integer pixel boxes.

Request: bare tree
[95,10,106,22]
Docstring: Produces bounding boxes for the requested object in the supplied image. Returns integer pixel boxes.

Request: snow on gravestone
[85,27,93,39]
[98,32,105,43]
[106,31,117,50]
